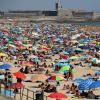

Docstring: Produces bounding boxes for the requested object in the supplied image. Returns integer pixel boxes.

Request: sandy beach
[0,20,100,100]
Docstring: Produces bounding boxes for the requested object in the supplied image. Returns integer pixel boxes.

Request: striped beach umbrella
[89,80,100,89]
[78,79,94,90]
[49,74,64,81]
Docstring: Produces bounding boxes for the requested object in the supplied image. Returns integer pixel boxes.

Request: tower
[55,0,62,11]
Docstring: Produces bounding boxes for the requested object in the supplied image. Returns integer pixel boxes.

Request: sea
[77,21,100,26]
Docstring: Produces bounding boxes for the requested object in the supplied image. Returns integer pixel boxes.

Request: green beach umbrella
[49,74,65,81]
[80,55,88,59]
[75,48,82,51]
[78,44,84,46]
[60,66,70,72]
[69,56,78,60]
[92,58,97,63]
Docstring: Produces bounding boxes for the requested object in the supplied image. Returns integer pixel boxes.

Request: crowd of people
[0,18,100,99]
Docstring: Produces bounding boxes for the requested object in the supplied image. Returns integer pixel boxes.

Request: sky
[0,0,100,11]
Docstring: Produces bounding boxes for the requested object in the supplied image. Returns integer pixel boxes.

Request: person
[24,66,29,74]
[19,68,24,73]
[87,90,96,99]
[13,88,18,93]
[66,67,73,80]
[56,81,60,86]
[70,83,76,93]
[93,74,99,81]
[45,69,49,75]
[75,89,80,97]
[80,91,88,98]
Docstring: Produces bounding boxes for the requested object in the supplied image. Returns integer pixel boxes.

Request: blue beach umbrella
[55,62,69,67]
[34,58,41,63]
[61,51,69,55]
[73,78,84,83]
[89,80,100,89]
[0,64,12,70]
[59,59,69,63]
[78,79,94,90]
[95,71,100,75]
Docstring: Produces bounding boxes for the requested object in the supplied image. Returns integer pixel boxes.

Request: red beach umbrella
[10,82,24,89]
[13,72,26,79]
[48,92,67,100]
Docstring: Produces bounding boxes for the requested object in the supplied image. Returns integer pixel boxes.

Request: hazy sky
[0,0,100,11]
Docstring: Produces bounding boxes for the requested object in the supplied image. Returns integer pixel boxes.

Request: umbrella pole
[21,87,25,100]
[20,88,22,100]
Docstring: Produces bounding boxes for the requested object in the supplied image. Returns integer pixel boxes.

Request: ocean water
[73,21,100,26]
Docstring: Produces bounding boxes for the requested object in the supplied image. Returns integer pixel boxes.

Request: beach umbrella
[13,72,26,79]
[89,80,100,89]
[55,62,69,67]
[48,92,67,99]
[92,58,100,64]
[59,66,76,74]
[34,58,41,63]
[49,74,64,81]
[92,58,97,63]
[22,51,29,54]
[0,53,7,57]
[60,66,70,72]
[75,48,82,51]
[78,79,94,90]
[80,55,88,59]
[59,59,69,63]
[0,62,3,65]
[78,45,90,49]
[73,78,84,83]
[0,64,12,69]
[60,55,69,59]
[8,44,16,48]
[28,55,38,59]
[10,82,24,89]
[0,75,5,79]
[61,51,69,55]
[22,61,34,67]
[0,46,7,50]
[69,56,78,60]
[95,71,100,75]
[67,48,75,53]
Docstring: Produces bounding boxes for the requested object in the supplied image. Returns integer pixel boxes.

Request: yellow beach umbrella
[0,53,7,57]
